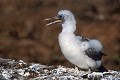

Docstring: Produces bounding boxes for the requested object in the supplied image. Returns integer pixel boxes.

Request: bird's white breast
[58,32,94,69]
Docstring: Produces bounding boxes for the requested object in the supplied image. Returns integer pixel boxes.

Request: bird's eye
[58,14,64,19]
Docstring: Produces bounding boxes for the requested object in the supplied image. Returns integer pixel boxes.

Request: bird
[44,10,108,72]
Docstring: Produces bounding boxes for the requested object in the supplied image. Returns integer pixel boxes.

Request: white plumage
[45,10,108,72]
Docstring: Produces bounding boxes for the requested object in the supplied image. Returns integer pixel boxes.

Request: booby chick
[45,10,108,72]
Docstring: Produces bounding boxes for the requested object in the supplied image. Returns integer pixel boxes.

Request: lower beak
[44,16,62,26]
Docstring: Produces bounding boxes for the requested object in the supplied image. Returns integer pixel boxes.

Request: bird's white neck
[61,21,76,34]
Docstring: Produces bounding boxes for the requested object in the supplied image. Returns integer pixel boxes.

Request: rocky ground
[0,58,119,80]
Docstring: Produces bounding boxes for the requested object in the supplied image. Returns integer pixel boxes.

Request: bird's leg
[88,68,92,74]
[74,66,80,75]
[81,68,92,78]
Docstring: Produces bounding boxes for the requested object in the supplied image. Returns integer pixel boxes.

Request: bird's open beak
[44,16,62,26]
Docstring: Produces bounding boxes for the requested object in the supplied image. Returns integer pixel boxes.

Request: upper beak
[44,16,62,26]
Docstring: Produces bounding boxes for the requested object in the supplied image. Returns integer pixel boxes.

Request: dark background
[0,0,119,70]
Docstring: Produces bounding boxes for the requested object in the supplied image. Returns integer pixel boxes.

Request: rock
[0,58,119,80]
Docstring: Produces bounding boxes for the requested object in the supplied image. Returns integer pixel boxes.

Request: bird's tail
[97,64,108,72]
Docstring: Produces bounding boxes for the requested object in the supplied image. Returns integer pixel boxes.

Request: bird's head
[44,10,76,26]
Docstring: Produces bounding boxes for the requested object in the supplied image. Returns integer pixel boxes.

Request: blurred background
[0,0,119,70]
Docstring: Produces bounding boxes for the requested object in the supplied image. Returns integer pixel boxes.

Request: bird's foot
[81,68,92,78]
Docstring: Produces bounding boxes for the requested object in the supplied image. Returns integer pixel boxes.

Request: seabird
[44,10,108,72]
